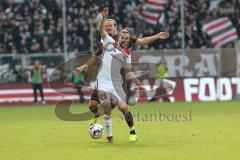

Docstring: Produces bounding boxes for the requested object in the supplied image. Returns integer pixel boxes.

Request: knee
[103,103,112,116]
[89,100,99,109]
[118,105,128,114]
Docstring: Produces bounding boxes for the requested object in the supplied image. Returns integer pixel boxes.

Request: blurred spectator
[0,0,239,54]
[31,60,45,104]
[15,65,29,82]
[71,68,85,103]
[0,44,6,53]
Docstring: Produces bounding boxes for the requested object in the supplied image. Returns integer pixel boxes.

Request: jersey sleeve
[123,57,132,69]
[102,34,115,50]
[127,37,138,48]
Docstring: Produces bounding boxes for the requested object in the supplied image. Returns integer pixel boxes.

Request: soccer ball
[89,124,104,139]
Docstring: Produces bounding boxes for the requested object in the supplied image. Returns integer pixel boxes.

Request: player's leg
[39,84,45,104]
[89,89,100,126]
[103,103,113,143]
[32,84,37,103]
[117,101,137,141]
[98,91,113,143]
[158,79,171,102]
[76,84,85,103]
[113,86,137,141]
[89,99,100,126]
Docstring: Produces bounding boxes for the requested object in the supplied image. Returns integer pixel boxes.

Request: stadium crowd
[0,0,239,54]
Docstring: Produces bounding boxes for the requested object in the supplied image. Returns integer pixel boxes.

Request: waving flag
[138,0,168,25]
[203,17,238,46]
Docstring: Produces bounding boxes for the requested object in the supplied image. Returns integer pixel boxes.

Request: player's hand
[158,87,167,96]
[101,7,109,17]
[138,85,146,96]
[76,66,85,76]
[157,32,169,39]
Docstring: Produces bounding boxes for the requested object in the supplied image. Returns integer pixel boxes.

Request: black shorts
[90,88,100,102]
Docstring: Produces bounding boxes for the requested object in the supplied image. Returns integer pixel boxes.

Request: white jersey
[96,34,132,88]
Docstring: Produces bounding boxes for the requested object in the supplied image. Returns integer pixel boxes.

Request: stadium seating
[0,0,239,54]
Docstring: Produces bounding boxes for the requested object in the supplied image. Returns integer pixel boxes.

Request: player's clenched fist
[76,66,86,76]
[138,85,147,96]
[157,32,169,39]
[101,7,109,17]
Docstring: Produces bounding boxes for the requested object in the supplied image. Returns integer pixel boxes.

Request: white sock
[103,115,112,137]
[130,126,135,131]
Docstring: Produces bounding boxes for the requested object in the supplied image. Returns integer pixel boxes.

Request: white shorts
[97,81,126,105]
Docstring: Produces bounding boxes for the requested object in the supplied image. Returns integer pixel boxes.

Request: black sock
[130,130,136,135]
[94,112,100,118]
[124,111,134,127]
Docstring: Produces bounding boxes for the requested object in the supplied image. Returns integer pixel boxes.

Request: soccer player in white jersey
[77,7,169,143]
[96,7,148,142]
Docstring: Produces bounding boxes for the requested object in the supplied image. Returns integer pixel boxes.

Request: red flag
[138,0,168,25]
[203,17,238,46]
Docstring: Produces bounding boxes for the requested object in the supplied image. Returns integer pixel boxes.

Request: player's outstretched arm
[76,56,98,74]
[99,7,109,40]
[135,32,169,46]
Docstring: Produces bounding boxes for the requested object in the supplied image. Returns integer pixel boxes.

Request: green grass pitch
[0,101,240,160]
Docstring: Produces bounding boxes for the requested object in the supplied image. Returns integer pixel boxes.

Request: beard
[119,41,129,49]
